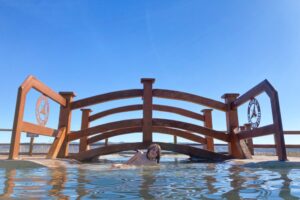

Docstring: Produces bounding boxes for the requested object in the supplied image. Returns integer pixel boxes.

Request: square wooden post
[202,109,214,152]
[79,109,92,152]
[57,92,76,158]
[222,93,245,159]
[141,78,155,143]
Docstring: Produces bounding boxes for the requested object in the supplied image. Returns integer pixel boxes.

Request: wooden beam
[71,89,143,110]
[68,119,143,141]
[237,124,275,140]
[152,118,229,142]
[47,127,66,159]
[79,109,92,152]
[21,121,57,137]
[202,109,214,151]
[153,89,226,111]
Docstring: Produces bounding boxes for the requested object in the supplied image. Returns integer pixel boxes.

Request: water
[0,157,300,199]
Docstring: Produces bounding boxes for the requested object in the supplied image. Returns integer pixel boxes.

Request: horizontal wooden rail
[153,89,226,111]
[89,104,204,122]
[87,126,207,145]
[253,144,300,148]
[68,119,143,141]
[152,118,229,142]
[21,122,58,137]
[284,131,300,135]
[71,89,143,110]
[237,124,275,140]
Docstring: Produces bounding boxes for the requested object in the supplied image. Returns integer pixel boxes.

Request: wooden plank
[153,104,204,121]
[153,89,227,111]
[32,78,66,106]
[152,118,229,142]
[46,127,66,159]
[284,131,300,135]
[71,89,143,110]
[70,142,231,162]
[89,104,204,122]
[254,144,300,148]
[87,127,142,144]
[68,119,143,141]
[153,127,207,144]
[89,105,143,122]
[21,121,57,137]
[233,79,272,107]
[237,124,275,140]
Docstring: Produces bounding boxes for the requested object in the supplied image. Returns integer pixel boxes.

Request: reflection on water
[0,159,300,199]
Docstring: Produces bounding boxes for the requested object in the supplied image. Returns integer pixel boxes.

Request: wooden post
[57,92,76,158]
[28,137,34,156]
[105,139,108,146]
[222,93,245,159]
[173,135,177,144]
[9,87,26,160]
[141,78,155,143]
[270,91,287,161]
[79,109,92,152]
[202,109,214,151]
[244,123,254,155]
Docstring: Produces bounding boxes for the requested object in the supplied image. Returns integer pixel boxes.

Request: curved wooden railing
[9,76,287,162]
[9,76,70,159]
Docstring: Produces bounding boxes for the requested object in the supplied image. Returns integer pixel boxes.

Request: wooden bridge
[9,76,287,161]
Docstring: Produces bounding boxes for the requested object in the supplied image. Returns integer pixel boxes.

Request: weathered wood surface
[233,79,274,108]
[89,104,204,122]
[22,121,57,137]
[153,89,226,111]
[68,119,143,141]
[141,79,154,143]
[70,142,231,162]
[79,109,92,152]
[71,89,143,110]
[152,118,229,142]
[237,124,275,140]
[47,127,66,159]
[202,109,214,151]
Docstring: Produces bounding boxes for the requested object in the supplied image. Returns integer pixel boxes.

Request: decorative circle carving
[247,98,261,128]
[35,95,49,126]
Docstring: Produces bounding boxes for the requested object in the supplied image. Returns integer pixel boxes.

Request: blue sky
[0,0,300,145]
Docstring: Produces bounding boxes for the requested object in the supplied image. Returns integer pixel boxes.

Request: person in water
[112,144,161,168]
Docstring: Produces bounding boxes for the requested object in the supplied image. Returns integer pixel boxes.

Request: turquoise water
[0,158,300,199]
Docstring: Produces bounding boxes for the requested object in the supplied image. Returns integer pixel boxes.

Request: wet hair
[146,144,161,163]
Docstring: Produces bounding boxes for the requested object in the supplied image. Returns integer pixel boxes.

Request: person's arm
[125,150,143,165]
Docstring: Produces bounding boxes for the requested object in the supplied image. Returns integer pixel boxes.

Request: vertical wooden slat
[57,92,76,158]
[141,78,155,143]
[79,109,92,152]
[105,139,108,146]
[222,93,245,159]
[202,109,214,151]
[28,137,34,156]
[270,91,287,161]
[173,135,177,144]
[9,87,26,160]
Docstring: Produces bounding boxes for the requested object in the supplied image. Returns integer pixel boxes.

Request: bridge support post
[79,109,92,152]
[57,92,76,158]
[270,91,287,161]
[222,93,245,159]
[141,78,155,143]
[244,123,254,155]
[202,109,214,152]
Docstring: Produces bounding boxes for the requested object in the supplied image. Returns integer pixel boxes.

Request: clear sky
[0,0,300,145]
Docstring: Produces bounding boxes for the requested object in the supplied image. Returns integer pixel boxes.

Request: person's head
[146,144,161,163]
